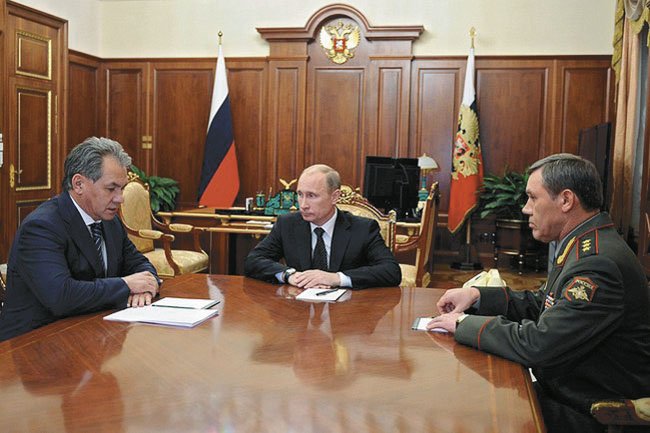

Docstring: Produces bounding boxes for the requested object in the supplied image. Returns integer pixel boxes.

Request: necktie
[90,222,106,272]
[312,227,328,271]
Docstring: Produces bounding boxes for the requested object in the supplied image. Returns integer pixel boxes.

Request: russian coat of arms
[319,21,361,64]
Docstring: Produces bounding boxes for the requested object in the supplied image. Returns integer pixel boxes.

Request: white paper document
[295,288,347,302]
[411,317,448,333]
[152,297,220,309]
[104,305,219,328]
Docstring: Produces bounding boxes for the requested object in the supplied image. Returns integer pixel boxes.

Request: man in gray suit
[0,137,160,341]
[245,164,401,289]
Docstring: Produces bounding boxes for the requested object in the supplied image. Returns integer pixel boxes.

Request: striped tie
[90,222,106,272]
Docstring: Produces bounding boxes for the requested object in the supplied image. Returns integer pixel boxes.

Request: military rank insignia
[564,277,597,302]
[577,232,598,259]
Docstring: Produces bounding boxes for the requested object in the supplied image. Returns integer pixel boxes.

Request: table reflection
[244,284,410,388]
[12,322,130,432]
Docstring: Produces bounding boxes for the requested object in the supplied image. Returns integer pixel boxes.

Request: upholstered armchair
[336,185,396,251]
[591,397,650,432]
[394,182,439,287]
[118,173,209,279]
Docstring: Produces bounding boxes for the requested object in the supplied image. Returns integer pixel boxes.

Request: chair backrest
[119,175,155,253]
[336,185,396,251]
[413,182,440,286]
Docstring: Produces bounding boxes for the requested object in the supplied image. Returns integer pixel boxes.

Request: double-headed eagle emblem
[319,21,361,64]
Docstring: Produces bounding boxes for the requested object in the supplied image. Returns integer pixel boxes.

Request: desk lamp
[417,153,438,202]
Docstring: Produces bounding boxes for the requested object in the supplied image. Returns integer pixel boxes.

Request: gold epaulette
[556,237,576,266]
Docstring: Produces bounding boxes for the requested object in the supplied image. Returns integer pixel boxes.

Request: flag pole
[451,26,483,271]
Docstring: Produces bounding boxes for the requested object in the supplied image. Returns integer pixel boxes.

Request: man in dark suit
[0,137,160,341]
[244,164,401,289]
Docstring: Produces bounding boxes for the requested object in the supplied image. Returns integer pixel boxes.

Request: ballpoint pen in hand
[315,288,340,296]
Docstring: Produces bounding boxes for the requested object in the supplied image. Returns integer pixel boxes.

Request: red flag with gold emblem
[448,47,484,234]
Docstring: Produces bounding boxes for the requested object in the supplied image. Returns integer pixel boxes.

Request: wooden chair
[0,263,6,308]
[394,182,439,287]
[591,398,650,432]
[336,185,396,251]
[118,173,209,279]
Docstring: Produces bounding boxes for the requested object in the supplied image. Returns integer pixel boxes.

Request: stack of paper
[104,297,220,328]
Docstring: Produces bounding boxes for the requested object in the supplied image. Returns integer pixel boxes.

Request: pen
[315,288,339,296]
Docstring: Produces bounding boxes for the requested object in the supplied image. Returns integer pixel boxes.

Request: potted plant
[477,170,529,220]
[130,165,180,213]
[477,169,544,273]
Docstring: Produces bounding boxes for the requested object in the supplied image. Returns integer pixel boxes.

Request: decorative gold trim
[16,87,52,191]
[16,30,53,81]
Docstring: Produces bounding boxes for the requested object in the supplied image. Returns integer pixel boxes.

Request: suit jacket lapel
[58,191,105,276]
[329,212,351,272]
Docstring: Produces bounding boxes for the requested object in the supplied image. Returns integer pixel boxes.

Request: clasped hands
[122,271,161,307]
[425,287,480,333]
[286,269,341,289]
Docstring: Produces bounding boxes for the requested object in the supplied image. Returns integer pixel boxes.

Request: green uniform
[456,213,650,418]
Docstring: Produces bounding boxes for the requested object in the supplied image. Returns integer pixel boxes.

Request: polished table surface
[0,275,545,432]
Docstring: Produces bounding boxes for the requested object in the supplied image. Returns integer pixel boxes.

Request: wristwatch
[456,313,469,328]
[282,268,297,283]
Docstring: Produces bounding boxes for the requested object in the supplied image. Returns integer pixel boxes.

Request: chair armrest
[137,229,175,242]
[394,236,419,253]
[591,398,650,426]
[168,223,194,233]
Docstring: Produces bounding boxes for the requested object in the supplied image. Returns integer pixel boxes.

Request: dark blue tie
[90,222,106,272]
[312,227,328,271]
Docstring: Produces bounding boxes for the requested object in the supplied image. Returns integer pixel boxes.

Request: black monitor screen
[363,156,420,220]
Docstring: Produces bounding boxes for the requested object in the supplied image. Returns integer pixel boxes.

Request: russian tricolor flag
[197,43,239,207]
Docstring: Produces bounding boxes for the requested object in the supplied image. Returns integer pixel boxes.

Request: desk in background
[158,207,422,274]
[0,275,545,432]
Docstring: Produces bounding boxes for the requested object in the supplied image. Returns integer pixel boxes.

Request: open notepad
[295,288,347,302]
[104,297,220,328]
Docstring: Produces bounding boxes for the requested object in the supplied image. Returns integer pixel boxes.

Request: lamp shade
[418,154,438,170]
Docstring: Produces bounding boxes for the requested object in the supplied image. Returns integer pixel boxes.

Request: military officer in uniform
[427,154,650,433]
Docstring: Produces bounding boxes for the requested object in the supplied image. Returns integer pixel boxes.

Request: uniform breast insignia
[577,231,598,259]
[564,277,597,302]
[544,292,555,310]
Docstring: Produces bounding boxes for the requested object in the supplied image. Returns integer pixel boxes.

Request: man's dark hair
[528,153,603,211]
[62,137,131,190]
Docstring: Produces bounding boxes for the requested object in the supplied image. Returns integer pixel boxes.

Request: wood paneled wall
[67,52,612,262]
[66,5,613,263]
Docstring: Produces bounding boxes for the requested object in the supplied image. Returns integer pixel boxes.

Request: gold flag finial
[218,31,223,46]
[469,27,476,49]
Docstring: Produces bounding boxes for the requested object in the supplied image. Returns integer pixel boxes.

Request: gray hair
[528,153,603,211]
[62,137,132,190]
[301,164,341,192]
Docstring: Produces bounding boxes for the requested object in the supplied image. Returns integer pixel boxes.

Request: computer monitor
[363,156,420,220]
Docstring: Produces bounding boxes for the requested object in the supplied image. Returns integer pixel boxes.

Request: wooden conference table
[0,275,545,432]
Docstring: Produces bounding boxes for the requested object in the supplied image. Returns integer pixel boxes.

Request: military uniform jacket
[455,213,650,414]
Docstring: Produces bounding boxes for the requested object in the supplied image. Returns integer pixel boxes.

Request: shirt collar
[68,191,101,226]
[310,208,338,237]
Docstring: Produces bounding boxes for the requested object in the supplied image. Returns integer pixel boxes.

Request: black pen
[315,288,339,296]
